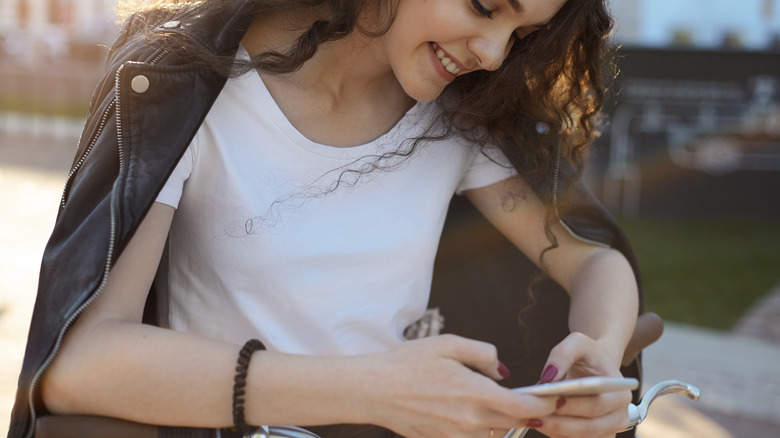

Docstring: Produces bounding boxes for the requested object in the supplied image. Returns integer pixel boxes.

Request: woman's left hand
[531,332,632,438]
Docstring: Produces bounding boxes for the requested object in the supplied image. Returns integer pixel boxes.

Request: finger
[447,382,560,429]
[467,427,509,438]
[461,404,544,434]
[490,391,559,425]
[433,394,553,436]
[491,428,510,438]
[436,334,506,381]
[541,332,600,382]
[554,390,632,419]
[481,428,513,438]
[538,402,631,438]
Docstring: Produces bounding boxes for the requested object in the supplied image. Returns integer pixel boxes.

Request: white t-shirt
[155,64,517,356]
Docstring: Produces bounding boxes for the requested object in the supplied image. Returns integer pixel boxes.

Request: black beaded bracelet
[233,338,266,436]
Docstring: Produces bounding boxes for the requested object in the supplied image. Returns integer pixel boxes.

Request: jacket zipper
[26,50,169,438]
[60,48,169,208]
[60,101,115,208]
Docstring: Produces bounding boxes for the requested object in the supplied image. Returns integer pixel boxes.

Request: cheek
[389,1,451,47]
[383,22,429,72]
[385,43,444,102]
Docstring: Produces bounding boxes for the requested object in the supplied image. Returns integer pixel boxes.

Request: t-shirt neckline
[237,45,422,159]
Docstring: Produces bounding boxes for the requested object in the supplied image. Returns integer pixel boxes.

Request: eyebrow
[507,0,551,28]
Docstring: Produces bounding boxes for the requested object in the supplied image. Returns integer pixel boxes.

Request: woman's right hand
[360,335,559,438]
[41,202,557,434]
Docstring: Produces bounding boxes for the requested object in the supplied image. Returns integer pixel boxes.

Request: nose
[470,31,514,71]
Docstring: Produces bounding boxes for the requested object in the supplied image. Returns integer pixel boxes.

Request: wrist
[245,352,377,427]
[593,336,628,371]
[339,354,384,426]
[344,351,402,428]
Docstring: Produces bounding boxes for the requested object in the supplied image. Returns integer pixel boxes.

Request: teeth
[431,43,461,75]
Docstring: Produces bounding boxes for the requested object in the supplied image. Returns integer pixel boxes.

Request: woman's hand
[531,332,632,438]
[362,335,558,438]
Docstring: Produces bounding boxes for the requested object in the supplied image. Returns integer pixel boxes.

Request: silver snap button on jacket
[131,75,150,94]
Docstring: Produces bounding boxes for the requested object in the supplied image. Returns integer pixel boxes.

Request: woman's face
[383,0,568,102]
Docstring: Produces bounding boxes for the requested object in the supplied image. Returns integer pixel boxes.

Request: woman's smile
[431,42,464,78]
[382,0,566,102]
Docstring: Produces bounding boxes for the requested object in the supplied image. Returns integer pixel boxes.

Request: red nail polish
[526,419,543,428]
[540,364,558,382]
[556,397,567,410]
[498,361,511,379]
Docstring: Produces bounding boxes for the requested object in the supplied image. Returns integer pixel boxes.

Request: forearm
[566,248,639,365]
[42,321,558,436]
[41,201,373,428]
[42,320,370,428]
[533,248,639,438]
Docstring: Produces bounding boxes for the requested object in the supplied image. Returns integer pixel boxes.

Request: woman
[9,0,639,437]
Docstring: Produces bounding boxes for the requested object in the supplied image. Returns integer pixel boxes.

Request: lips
[430,42,463,76]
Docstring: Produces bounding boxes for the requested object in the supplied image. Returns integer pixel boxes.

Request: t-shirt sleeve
[456,145,518,194]
[155,141,195,208]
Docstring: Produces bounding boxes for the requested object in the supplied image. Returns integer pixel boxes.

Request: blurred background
[1,0,779,436]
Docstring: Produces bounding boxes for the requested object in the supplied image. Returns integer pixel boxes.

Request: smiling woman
[8,1,640,438]
[379,0,569,101]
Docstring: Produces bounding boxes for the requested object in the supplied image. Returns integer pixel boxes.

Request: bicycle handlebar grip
[621,312,664,367]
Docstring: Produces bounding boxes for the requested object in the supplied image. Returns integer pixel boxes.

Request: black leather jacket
[9,1,642,437]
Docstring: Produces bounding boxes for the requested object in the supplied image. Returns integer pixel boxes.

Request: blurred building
[0,0,114,35]
[0,0,116,134]
[599,0,780,219]
[0,0,116,61]
[610,0,780,51]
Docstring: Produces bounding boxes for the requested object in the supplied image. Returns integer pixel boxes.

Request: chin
[411,94,438,103]
[393,66,447,103]
[402,83,444,103]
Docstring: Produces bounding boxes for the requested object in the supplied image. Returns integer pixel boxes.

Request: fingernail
[556,397,567,410]
[540,364,558,382]
[498,361,511,379]
[526,419,543,428]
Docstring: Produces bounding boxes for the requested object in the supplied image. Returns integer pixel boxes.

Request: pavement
[638,316,780,437]
[1,114,780,437]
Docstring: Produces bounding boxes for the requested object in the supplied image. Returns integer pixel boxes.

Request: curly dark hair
[116,0,615,253]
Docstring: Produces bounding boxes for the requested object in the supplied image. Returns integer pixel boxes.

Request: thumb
[540,332,597,382]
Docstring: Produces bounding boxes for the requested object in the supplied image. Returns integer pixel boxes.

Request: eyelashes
[470,0,494,18]
[469,0,544,41]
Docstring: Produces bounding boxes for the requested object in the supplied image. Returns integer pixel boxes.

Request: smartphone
[513,377,639,396]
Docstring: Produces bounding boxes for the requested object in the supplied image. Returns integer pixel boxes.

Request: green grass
[618,218,780,331]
